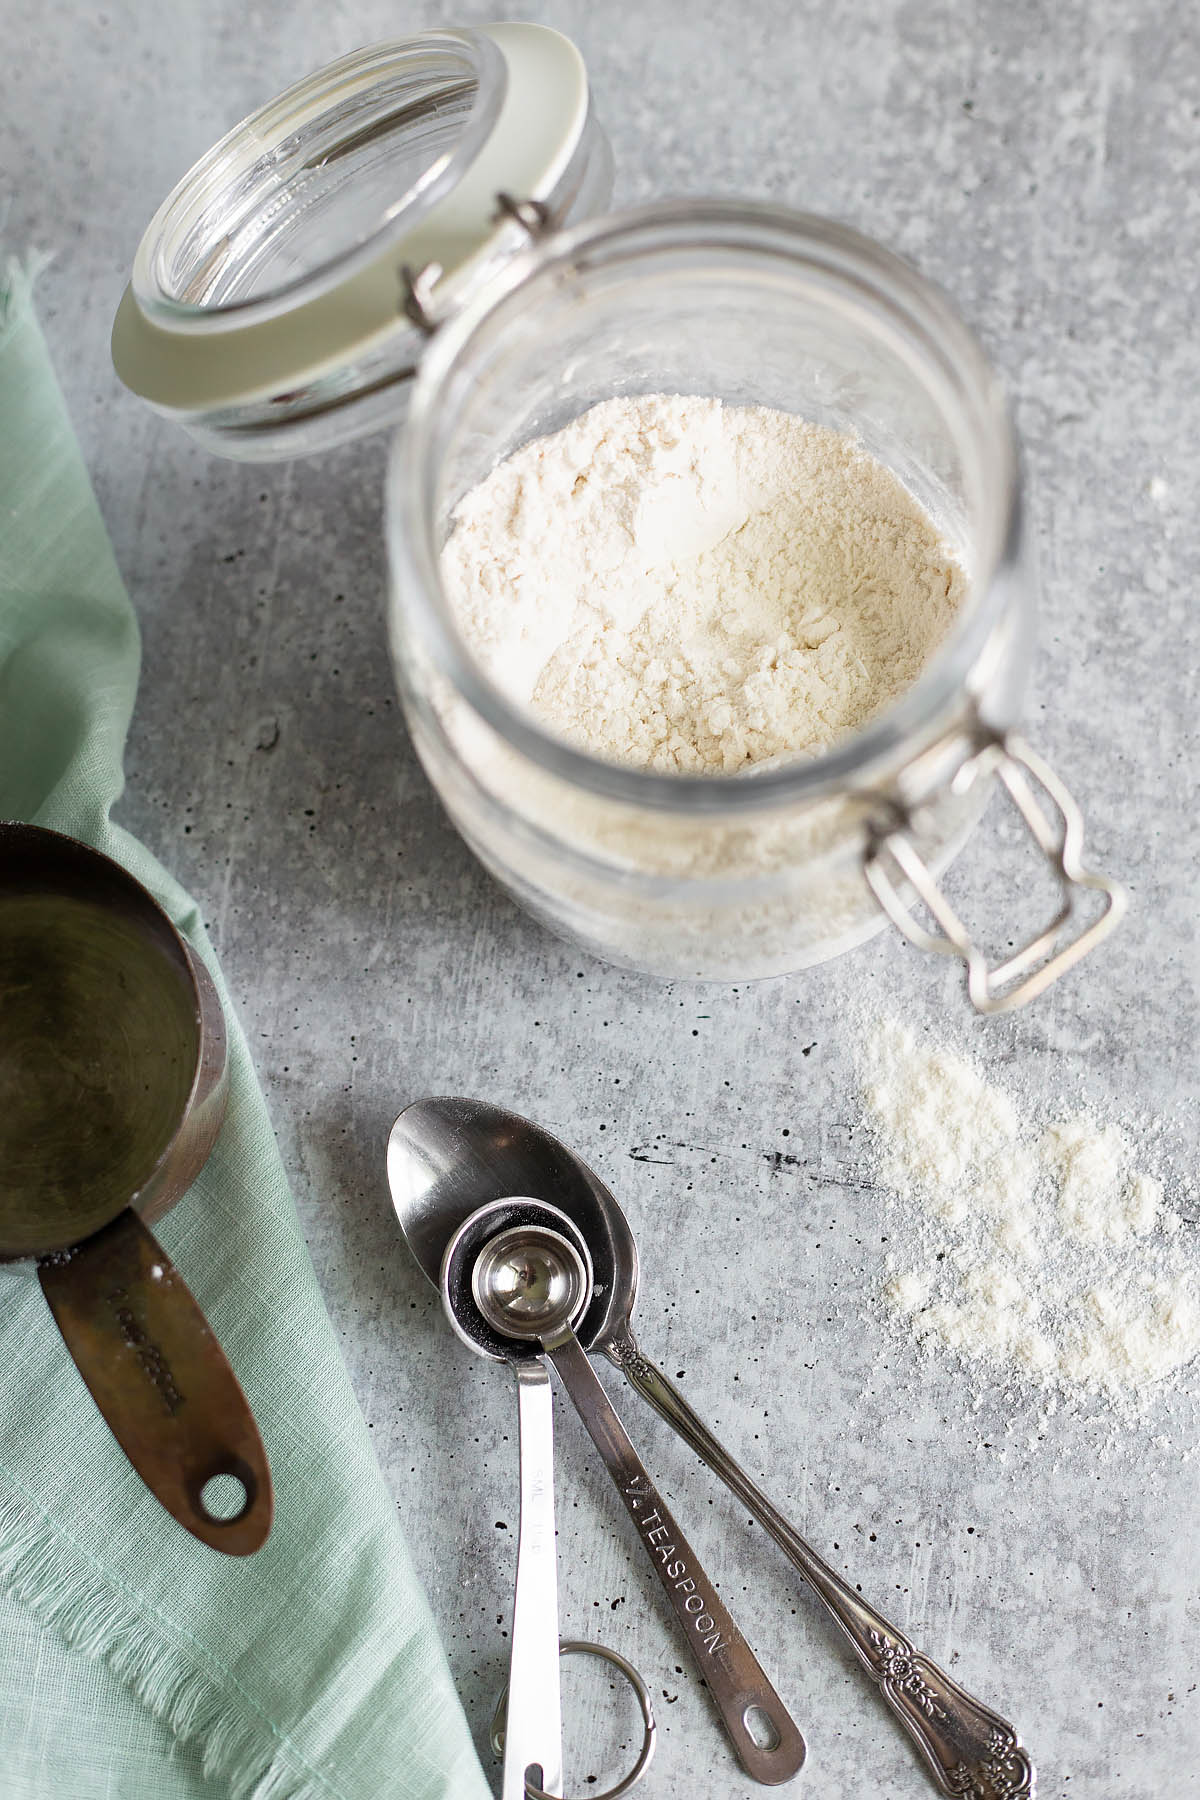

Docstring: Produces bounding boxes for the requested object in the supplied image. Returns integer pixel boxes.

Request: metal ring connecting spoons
[389,1099,1035,1800]
[448,1199,807,1787]
[491,1642,657,1800]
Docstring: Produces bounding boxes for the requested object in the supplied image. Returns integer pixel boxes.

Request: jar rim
[388,198,1021,817]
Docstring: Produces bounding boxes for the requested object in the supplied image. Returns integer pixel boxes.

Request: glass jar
[114,30,1124,1009]
[386,200,1124,1004]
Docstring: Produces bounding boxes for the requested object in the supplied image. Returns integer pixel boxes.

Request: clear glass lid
[133,35,507,320]
[112,23,609,457]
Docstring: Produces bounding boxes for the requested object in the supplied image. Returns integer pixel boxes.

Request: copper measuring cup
[0,822,273,1555]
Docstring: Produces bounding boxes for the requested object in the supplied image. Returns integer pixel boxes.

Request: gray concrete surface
[5,1,1199,1795]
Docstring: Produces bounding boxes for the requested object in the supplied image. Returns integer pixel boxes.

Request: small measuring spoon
[445,1199,807,1788]
[440,1198,592,1800]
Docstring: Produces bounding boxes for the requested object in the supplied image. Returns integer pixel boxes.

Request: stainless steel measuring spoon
[388,1098,1035,1800]
[440,1198,590,1800]
[436,1197,658,1800]
[442,1198,807,1788]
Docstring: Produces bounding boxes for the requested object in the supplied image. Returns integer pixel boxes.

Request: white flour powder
[442,395,964,772]
[860,1021,1197,1413]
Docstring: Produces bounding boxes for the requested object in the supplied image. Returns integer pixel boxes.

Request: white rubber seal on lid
[111,23,588,412]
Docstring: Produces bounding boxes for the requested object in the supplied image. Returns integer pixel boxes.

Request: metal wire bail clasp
[863,730,1127,1014]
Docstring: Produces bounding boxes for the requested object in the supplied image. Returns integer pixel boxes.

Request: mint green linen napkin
[0,259,490,1800]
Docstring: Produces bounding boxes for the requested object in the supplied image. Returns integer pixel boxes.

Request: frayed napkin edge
[0,1488,333,1800]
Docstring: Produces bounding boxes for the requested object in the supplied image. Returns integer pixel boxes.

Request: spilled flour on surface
[858,1021,1198,1419]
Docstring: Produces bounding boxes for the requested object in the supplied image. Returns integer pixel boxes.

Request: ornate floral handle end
[868,1631,1034,1799]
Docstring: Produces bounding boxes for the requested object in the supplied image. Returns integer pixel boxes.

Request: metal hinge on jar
[400,192,554,333]
[864,727,1127,1014]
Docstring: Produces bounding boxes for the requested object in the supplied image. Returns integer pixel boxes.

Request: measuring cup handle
[38,1208,273,1555]
[543,1328,805,1785]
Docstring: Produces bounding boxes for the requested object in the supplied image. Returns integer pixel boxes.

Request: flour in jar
[441,395,965,772]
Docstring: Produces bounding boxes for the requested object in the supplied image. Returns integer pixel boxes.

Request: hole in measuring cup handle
[192,1456,257,1527]
[490,1639,657,1800]
[863,728,1127,1014]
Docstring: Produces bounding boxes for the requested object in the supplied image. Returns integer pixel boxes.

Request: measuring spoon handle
[607,1335,1034,1800]
[542,1326,805,1786]
[504,1364,564,1800]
